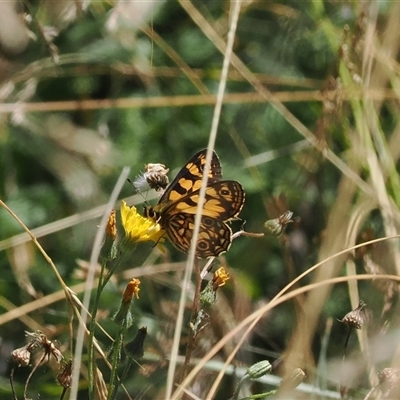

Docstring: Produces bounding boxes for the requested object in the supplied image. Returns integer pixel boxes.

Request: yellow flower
[212,267,230,290]
[120,201,165,246]
[200,267,230,306]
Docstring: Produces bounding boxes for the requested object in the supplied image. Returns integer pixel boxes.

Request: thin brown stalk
[10,367,18,400]
[0,200,74,304]
[1,89,400,114]
[24,352,47,400]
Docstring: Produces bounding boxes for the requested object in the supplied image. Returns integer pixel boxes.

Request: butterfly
[144,149,245,258]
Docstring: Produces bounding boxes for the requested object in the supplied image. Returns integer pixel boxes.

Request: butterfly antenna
[127,178,149,203]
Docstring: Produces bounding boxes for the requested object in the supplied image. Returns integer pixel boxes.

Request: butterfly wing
[158,149,222,206]
[165,181,245,221]
[148,149,245,258]
[166,213,232,258]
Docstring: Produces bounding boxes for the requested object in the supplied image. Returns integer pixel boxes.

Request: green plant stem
[88,257,121,399]
[87,262,106,399]
[232,375,250,400]
[237,391,276,399]
[107,327,126,400]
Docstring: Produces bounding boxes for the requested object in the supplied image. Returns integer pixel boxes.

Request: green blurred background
[1,1,398,399]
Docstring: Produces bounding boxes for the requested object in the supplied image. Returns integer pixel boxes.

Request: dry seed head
[378,368,400,397]
[57,360,73,388]
[144,163,169,191]
[338,300,366,329]
[133,163,169,193]
[15,331,64,365]
[41,337,63,363]
[26,331,64,363]
[264,211,294,237]
[11,346,32,367]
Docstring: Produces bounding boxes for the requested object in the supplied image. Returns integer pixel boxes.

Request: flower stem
[107,327,126,400]
[87,257,121,399]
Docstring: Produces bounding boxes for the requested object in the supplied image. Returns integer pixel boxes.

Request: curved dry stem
[0,199,76,310]
[24,352,47,400]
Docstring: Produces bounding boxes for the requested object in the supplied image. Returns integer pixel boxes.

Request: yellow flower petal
[120,201,165,245]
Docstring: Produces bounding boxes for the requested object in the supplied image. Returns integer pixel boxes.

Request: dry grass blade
[70,167,130,399]
[167,1,242,398]
[0,193,155,252]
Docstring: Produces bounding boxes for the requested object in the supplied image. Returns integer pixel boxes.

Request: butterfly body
[145,149,245,258]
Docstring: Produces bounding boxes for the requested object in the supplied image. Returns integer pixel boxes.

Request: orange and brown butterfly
[144,149,245,258]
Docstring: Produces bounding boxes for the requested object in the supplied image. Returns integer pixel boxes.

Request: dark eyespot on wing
[166,213,232,258]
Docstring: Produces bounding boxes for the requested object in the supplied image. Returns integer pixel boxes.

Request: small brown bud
[106,210,117,240]
[113,279,140,328]
[212,267,230,291]
[123,278,141,302]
